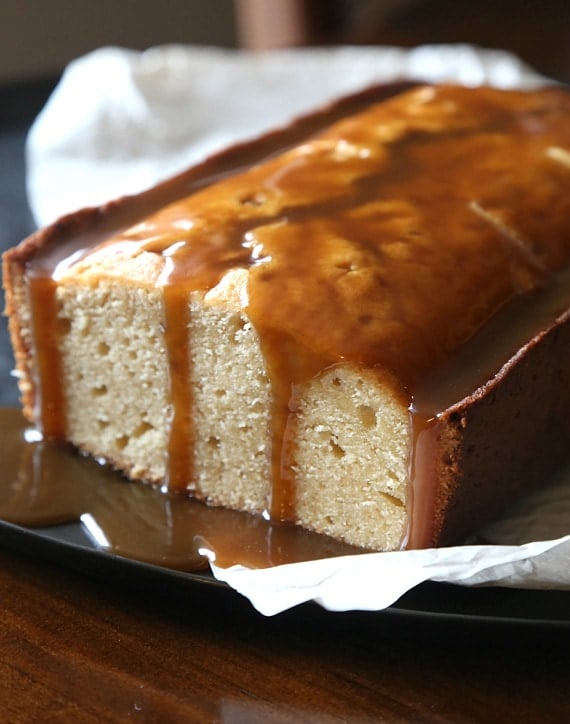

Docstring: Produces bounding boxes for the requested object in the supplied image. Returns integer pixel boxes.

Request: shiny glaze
[22,84,570,548]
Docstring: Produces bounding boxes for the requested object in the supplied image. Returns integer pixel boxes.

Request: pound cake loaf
[4,83,570,551]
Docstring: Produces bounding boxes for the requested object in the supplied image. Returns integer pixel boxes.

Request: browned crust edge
[4,80,420,268]
[431,308,570,547]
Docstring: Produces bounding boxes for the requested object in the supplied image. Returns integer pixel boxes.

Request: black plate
[0,514,568,626]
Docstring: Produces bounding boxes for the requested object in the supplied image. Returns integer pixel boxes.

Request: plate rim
[0,515,568,627]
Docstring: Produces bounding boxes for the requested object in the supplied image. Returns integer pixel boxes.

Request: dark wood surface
[0,544,568,722]
[1,50,569,724]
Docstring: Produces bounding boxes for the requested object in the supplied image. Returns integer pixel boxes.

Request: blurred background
[1,0,569,85]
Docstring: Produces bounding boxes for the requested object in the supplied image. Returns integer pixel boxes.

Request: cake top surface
[32,84,570,399]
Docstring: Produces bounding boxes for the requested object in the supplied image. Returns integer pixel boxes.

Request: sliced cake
[4,83,570,551]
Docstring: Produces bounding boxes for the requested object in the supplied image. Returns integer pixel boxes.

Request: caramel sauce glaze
[18,83,570,553]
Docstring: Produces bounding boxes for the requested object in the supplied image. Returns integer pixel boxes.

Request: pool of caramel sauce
[0,408,361,570]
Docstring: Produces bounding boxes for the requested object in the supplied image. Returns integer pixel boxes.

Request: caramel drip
[251,330,332,520]
[162,285,194,491]
[27,276,67,438]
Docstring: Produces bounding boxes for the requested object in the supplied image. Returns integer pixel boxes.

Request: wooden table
[0,543,568,722]
[1,66,569,724]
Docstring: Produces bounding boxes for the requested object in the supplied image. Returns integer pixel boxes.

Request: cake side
[416,308,570,548]
[293,364,409,551]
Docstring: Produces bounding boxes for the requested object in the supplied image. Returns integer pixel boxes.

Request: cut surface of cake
[3,83,570,552]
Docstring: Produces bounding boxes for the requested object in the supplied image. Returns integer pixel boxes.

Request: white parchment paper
[25,44,569,615]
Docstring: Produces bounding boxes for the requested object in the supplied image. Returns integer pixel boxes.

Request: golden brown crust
[3,252,33,420]
[431,309,570,546]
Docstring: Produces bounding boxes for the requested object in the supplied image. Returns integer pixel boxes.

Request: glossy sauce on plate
[0,408,361,569]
